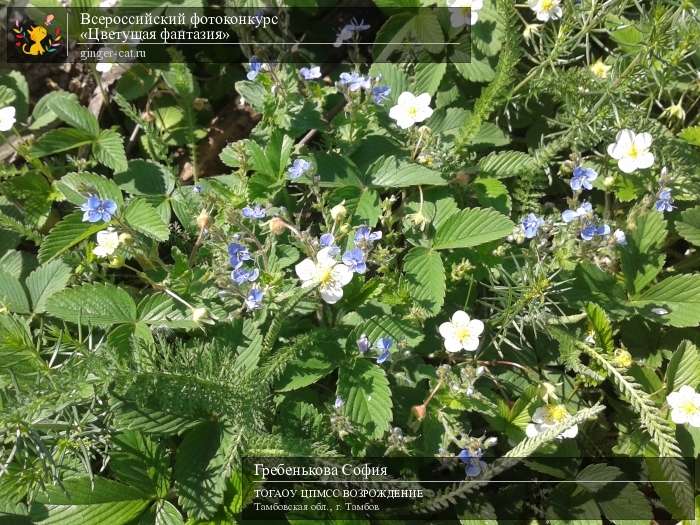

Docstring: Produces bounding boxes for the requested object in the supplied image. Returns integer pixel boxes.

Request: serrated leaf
[46,283,137,326]
[124,199,170,241]
[25,260,72,314]
[337,359,393,439]
[433,208,514,250]
[585,303,614,353]
[665,340,700,392]
[412,63,447,95]
[55,172,124,207]
[368,63,409,106]
[630,274,700,327]
[38,212,107,263]
[115,160,175,196]
[350,314,425,352]
[112,400,202,435]
[472,177,511,214]
[620,211,667,294]
[469,122,510,147]
[478,151,538,179]
[0,315,45,378]
[93,129,128,173]
[30,478,150,525]
[453,58,496,83]
[403,247,445,316]
[676,206,700,246]
[47,93,99,136]
[0,270,30,314]
[369,156,446,187]
[235,80,267,112]
[31,128,94,158]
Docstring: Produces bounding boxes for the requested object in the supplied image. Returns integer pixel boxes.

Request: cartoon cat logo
[12,13,63,57]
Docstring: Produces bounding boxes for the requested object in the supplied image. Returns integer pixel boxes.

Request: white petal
[388,105,404,121]
[93,246,109,257]
[332,264,353,286]
[468,319,484,337]
[443,336,463,353]
[295,258,317,282]
[320,285,343,304]
[561,424,578,438]
[531,407,547,424]
[396,91,415,107]
[462,336,479,351]
[394,114,415,129]
[615,129,635,150]
[607,142,622,160]
[316,247,338,268]
[525,423,540,438]
[636,152,654,169]
[618,156,638,174]
[634,132,652,150]
[688,412,700,428]
[666,391,682,408]
[415,93,432,109]
[414,105,434,123]
[451,310,470,327]
[472,0,484,9]
[438,321,455,339]
[678,385,696,397]
[670,408,689,425]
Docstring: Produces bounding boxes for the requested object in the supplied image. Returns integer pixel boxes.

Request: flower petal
[320,285,343,304]
[617,156,638,174]
[468,319,484,337]
[451,310,470,326]
[438,321,455,339]
[443,336,463,353]
[295,258,317,282]
[332,264,353,286]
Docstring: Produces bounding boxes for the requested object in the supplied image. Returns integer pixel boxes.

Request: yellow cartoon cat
[23,25,48,55]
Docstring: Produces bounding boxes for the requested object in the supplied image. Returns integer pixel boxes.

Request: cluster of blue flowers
[228,240,263,309]
[247,57,265,80]
[242,204,266,220]
[337,72,391,104]
[458,448,487,477]
[287,158,312,180]
[299,65,322,80]
[320,225,381,276]
[80,195,117,223]
[357,333,393,364]
[655,188,674,213]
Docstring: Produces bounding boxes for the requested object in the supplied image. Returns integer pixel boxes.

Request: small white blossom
[438,310,484,352]
[528,0,562,22]
[389,92,433,129]
[607,129,654,173]
[93,228,121,258]
[447,0,483,27]
[525,405,578,439]
[0,106,16,132]
[667,385,700,427]
[295,247,353,304]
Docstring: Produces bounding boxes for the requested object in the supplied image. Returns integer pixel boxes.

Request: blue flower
[245,287,264,310]
[521,213,544,239]
[342,248,367,274]
[300,66,321,80]
[80,195,117,223]
[561,201,593,223]
[333,18,371,47]
[354,225,382,247]
[334,396,344,410]
[242,204,267,220]
[371,85,391,104]
[338,72,371,92]
[247,57,264,80]
[228,242,251,269]
[231,266,260,285]
[192,184,203,193]
[458,448,487,477]
[580,223,610,241]
[287,158,311,180]
[357,333,369,353]
[655,188,674,213]
[375,337,393,364]
[319,233,336,248]
[569,166,598,191]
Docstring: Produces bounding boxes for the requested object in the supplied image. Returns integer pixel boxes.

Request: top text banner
[5,5,472,64]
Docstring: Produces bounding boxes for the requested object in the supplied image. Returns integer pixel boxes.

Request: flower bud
[411,404,427,421]
[612,348,633,369]
[191,307,209,322]
[196,209,210,230]
[331,201,347,222]
[662,103,685,122]
[107,255,124,268]
[118,232,133,245]
[268,217,287,235]
[603,175,615,188]
[193,97,208,111]
[339,223,351,234]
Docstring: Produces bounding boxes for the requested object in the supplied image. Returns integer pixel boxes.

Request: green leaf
[47,94,100,137]
[25,260,72,314]
[472,177,511,214]
[31,128,94,158]
[30,478,150,525]
[46,283,137,326]
[38,212,107,263]
[337,359,393,439]
[0,314,45,379]
[678,126,700,147]
[115,160,175,196]
[665,340,700,392]
[276,332,345,392]
[433,208,514,249]
[412,63,447,95]
[351,314,425,351]
[675,206,700,246]
[93,129,128,173]
[369,156,446,187]
[620,211,666,294]
[0,270,30,314]
[234,80,267,112]
[585,303,614,353]
[138,501,184,525]
[175,422,238,520]
[403,247,445,316]
[630,274,700,327]
[111,400,202,435]
[478,150,538,179]
[469,122,510,147]
[55,172,124,207]
[453,58,496,83]
[123,199,170,242]
[368,64,409,106]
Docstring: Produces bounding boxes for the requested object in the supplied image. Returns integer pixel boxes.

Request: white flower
[96,62,114,74]
[93,228,121,258]
[447,0,483,27]
[295,247,353,304]
[667,385,700,427]
[389,92,433,129]
[607,129,654,173]
[438,310,484,352]
[0,106,16,132]
[525,405,578,439]
[528,0,562,22]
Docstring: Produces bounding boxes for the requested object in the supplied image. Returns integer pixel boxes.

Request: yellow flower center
[680,401,699,415]
[541,0,554,11]
[627,144,639,158]
[455,326,471,342]
[545,404,568,423]
[407,106,418,118]
[319,268,333,286]
[590,61,608,79]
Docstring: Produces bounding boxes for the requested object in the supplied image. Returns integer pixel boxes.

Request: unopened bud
[193,97,208,111]
[107,255,124,268]
[118,233,133,245]
[196,209,210,230]
[603,175,615,188]
[411,404,427,421]
[268,217,286,235]
[612,348,633,369]
[339,223,351,234]
[331,202,347,222]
